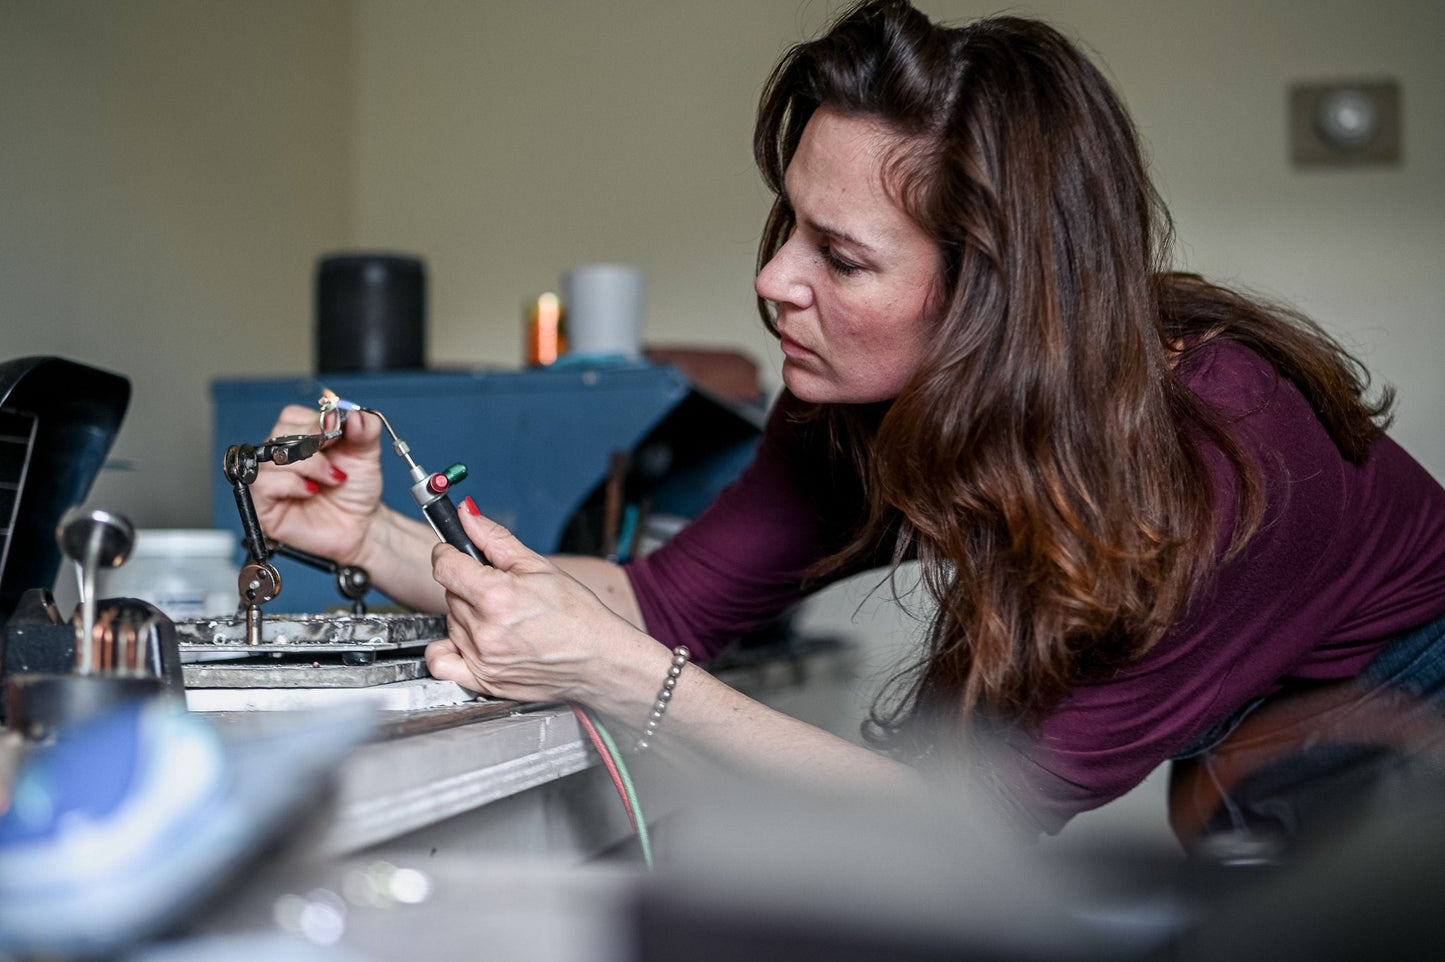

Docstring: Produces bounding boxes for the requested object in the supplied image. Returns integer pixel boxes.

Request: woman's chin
[780,364,827,403]
[782,365,896,405]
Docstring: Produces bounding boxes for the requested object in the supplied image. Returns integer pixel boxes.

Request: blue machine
[210,361,764,613]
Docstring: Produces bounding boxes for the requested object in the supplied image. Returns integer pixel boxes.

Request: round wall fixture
[1289,79,1400,168]
[1315,88,1380,149]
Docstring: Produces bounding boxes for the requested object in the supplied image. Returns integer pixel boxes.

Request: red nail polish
[305,480,321,494]
[330,465,348,482]
[463,496,480,516]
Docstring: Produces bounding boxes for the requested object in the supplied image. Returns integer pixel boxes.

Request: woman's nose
[755,234,810,309]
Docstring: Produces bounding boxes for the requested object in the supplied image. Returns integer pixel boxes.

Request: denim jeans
[1167,612,1445,861]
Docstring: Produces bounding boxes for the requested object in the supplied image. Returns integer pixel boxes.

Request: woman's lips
[779,334,816,359]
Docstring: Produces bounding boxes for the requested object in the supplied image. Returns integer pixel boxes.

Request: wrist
[353,504,396,570]
[635,645,692,750]
[354,505,429,583]
[577,627,686,726]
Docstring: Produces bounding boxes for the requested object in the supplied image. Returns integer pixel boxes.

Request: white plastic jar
[97,529,238,619]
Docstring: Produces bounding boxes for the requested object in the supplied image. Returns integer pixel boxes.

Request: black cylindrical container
[315,252,426,372]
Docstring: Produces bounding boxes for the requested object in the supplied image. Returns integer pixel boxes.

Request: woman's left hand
[429,504,920,790]
[425,504,645,705]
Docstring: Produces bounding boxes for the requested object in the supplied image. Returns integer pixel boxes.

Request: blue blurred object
[0,699,375,958]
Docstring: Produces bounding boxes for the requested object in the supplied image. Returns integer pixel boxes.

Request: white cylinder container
[561,263,646,359]
[96,529,238,620]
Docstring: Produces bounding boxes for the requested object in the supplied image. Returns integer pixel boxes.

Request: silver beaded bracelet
[636,646,691,751]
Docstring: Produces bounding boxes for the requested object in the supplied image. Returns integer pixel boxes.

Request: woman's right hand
[247,404,386,566]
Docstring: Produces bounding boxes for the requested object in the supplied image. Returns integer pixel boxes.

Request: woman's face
[755,107,943,405]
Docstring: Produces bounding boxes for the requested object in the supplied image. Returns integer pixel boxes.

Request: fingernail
[305,480,321,494]
[330,465,348,482]
[463,496,480,516]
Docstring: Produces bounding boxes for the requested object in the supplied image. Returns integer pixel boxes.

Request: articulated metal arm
[220,416,368,644]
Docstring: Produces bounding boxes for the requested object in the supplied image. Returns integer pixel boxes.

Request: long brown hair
[753,1,1393,751]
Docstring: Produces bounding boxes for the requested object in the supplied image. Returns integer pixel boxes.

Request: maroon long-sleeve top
[624,341,1445,831]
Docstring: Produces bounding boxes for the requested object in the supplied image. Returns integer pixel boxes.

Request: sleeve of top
[622,391,854,661]
[990,341,1445,834]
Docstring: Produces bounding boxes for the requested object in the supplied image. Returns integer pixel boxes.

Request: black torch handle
[424,495,489,565]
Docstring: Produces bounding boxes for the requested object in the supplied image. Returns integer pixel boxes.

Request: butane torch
[322,393,489,565]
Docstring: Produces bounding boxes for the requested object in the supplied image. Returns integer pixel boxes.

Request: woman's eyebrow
[784,199,875,256]
[782,181,877,252]
[800,213,876,254]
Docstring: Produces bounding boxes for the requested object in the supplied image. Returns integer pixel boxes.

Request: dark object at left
[0,356,148,730]
[0,356,130,634]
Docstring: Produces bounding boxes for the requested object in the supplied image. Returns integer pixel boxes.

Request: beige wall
[349,0,829,371]
[1,1,353,527]
[3,0,1442,520]
[353,0,1444,478]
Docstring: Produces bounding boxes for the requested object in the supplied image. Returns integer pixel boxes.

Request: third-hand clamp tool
[224,393,490,646]
[223,420,356,646]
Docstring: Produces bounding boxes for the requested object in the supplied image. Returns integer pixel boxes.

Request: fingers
[258,404,342,480]
[249,451,323,507]
[253,466,327,499]
[455,505,549,573]
[250,444,339,500]
[260,405,380,486]
[428,512,551,604]
[427,533,607,706]
[430,539,492,602]
[425,638,485,693]
[341,407,383,446]
[269,403,322,437]
[268,403,379,455]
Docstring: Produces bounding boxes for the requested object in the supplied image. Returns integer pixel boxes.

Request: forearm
[424,510,911,787]
[355,506,450,612]
[586,634,918,787]
[550,555,646,629]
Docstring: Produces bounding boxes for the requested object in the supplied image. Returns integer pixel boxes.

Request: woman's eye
[820,245,862,277]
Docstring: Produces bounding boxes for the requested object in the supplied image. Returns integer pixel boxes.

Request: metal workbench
[208,699,647,864]
[196,631,857,866]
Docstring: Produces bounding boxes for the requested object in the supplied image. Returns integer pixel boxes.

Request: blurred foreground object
[0,699,374,958]
[631,740,1445,962]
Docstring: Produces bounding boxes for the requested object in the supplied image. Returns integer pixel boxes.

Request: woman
[253,0,1445,837]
